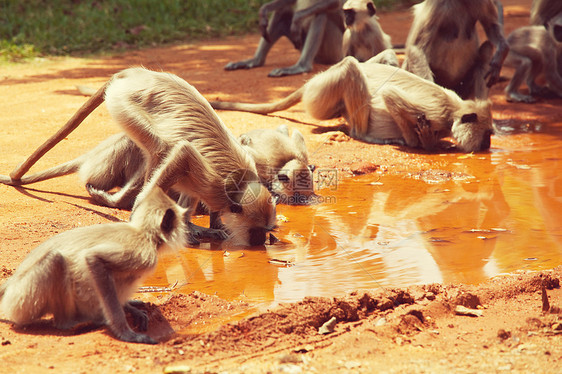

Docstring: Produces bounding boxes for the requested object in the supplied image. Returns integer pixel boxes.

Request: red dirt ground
[1,0,561,372]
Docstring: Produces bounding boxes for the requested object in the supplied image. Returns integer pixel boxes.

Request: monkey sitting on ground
[5,68,277,247]
[504,13,562,103]
[239,124,315,205]
[0,187,186,344]
[342,0,392,62]
[211,54,493,153]
[0,133,145,210]
[224,0,345,77]
[402,0,509,100]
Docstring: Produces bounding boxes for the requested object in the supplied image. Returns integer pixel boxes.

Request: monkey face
[270,160,316,205]
[221,180,277,246]
[452,108,494,152]
[343,0,377,27]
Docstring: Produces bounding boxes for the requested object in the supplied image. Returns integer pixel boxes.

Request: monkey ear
[239,135,252,146]
[291,129,308,157]
[277,124,289,136]
[461,113,478,123]
[367,2,376,17]
[160,209,176,234]
[230,203,243,214]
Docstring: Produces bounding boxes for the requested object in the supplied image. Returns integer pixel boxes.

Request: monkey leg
[380,87,424,149]
[86,254,157,344]
[86,168,145,209]
[225,9,293,71]
[269,13,329,77]
[505,52,537,103]
[302,56,370,137]
[402,45,434,82]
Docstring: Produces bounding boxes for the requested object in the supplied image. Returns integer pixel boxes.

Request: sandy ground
[1,0,562,372]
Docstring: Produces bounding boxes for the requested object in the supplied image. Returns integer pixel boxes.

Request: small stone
[318,316,338,334]
[425,292,436,301]
[497,329,511,340]
[454,305,483,317]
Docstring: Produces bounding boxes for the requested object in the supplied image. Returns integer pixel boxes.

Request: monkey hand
[117,330,158,345]
[125,301,150,331]
[415,114,437,151]
[485,62,502,87]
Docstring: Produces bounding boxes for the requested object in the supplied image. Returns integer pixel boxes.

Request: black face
[249,227,267,246]
[554,24,562,43]
[479,130,492,151]
[344,9,355,27]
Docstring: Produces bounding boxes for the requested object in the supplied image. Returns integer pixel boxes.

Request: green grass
[0,0,409,62]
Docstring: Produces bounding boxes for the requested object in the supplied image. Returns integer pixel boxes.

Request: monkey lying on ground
[239,124,315,205]
[211,55,493,153]
[224,0,345,77]
[342,0,392,62]
[504,13,562,102]
[402,0,509,100]
[5,68,277,247]
[0,133,145,209]
[0,187,186,344]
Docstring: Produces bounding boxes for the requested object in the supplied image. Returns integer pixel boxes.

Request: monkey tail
[8,81,110,182]
[0,157,83,186]
[209,87,304,115]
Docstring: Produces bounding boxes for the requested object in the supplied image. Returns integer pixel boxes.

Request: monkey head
[222,169,277,246]
[343,0,377,28]
[451,100,493,152]
[270,160,316,205]
[547,13,562,42]
[129,187,188,251]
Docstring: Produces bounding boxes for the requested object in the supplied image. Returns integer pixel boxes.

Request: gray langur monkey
[239,124,316,205]
[402,0,509,100]
[342,0,392,62]
[0,187,186,344]
[0,133,145,210]
[504,12,562,103]
[531,0,562,27]
[5,68,277,247]
[224,0,345,77]
[211,54,494,153]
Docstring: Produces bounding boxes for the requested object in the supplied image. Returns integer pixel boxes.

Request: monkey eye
[277,173,290,182]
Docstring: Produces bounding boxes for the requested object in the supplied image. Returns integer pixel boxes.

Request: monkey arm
[480,4,509,87]
[259,0,297,41]
[86,250,157,344]
[380,87,432,149]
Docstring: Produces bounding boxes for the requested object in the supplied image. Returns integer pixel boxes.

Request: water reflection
[145,124,562,304]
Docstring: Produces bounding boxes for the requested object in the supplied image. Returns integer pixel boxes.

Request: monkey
[224,0,345,77]
[531,0,562,27]
[504,12,562,103]
[342,0,392,62]
[239,124,316,205]
[211,55,493,153]
[5,68,277,247]
[401,0,509,100]
[0,133,145,210]
[0,186,186,344]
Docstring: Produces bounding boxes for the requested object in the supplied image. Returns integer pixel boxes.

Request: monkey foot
[224,59,263,71]
[268,64,311,78]
[506,93,536,103]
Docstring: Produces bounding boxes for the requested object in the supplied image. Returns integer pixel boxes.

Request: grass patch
[0,0,410,62]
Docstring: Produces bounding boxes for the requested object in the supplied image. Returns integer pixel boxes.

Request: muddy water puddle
[145,120,562,305]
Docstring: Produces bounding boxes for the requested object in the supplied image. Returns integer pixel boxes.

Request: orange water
[145,119,562,304]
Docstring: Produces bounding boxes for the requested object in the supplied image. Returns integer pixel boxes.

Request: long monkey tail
[7,81,109,182]
[209,86,304,115]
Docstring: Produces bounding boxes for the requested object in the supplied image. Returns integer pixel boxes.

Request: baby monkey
[0,187,186,344]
